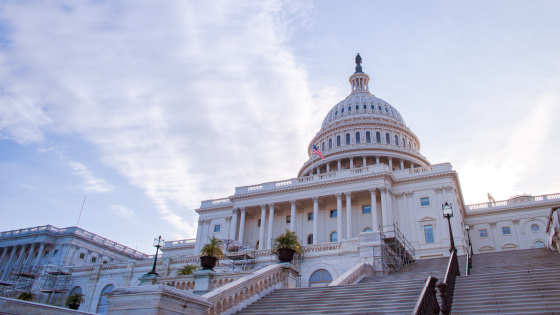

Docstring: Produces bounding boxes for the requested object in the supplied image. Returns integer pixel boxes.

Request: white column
[12,244,27,271]
[326,163,330,173]
[435,187,447,241]
[0,248,8,272]
[289,200,296,232]
[312,197,319,244]
[33,242,45,266]
[400,159,404,170]
[230,209,239,240]
[406,192,420,246]
[203,219,212,245]
[362,156,367,167]
[380,187,389,228]
[259,204,267,250]
[337,160,342,171]
[1,247,18,280]
[387,190,394,225]
[25,243,37,266]
[336,193,343,241]
[194,220,204,254]
[267,203,275,249]
[239,207,247,246]
[388,158,393,171]
[349,158,354,169]
[375,156,380,164]
[345,192,352,239]
[369,188,379,232]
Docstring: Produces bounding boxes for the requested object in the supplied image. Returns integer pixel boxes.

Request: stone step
[251,293,420,306]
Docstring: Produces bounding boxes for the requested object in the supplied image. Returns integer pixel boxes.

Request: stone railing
[408,166,433,174]
[328,262,373,286]
[202,263,299,315]
[467,192,560,211]
[159,272,248,292]
[303,242,342,253]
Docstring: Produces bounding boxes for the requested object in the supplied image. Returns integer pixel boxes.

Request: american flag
[312,144,325,161]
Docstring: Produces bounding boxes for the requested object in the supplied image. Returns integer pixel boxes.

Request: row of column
[228,186,395,250]
[0,242,48,281]
[308,155,417,176]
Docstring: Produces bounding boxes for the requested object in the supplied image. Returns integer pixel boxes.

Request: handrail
[328,263,373,286]
[411,276,439,315]
[439,250,460,314]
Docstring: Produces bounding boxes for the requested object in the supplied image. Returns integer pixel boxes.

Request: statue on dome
[355,53,362,66]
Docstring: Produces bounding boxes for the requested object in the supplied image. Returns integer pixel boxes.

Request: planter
[200,256,218,270]
[68,304,80,310]
[277,248,296,263]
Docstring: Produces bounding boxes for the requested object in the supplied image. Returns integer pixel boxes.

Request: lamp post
[147,236,165,275]
[442,202,456,254]
[465,223,473,268]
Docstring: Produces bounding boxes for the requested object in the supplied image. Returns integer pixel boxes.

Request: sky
[1,0,559,253]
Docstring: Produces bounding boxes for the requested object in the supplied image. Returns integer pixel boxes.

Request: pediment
[418,216,437,223]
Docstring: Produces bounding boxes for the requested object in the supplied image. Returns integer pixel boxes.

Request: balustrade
[328,262,373,286]
[467,191,560,211]
[412,276,440,315]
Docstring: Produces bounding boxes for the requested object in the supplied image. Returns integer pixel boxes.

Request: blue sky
[1,0,559,253]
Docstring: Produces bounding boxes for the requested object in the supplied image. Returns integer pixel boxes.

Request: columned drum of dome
[298,55,429,177]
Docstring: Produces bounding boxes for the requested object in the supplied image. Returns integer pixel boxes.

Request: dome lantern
[349,53,370,93]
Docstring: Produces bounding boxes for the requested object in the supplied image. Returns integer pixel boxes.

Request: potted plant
[274,229,302,263]
[65,292,85,310]
[176,263,198,275]
[199,236,225,270]
[16,292,35,302]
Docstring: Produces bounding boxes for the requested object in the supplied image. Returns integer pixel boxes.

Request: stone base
[138,273,159,286]
[106,284,211,315]
[193,269,215,292]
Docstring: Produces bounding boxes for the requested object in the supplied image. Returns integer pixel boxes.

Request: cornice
[466,200,560,218]
[195,205,233,214]
[317,119,418,144]
[161,244,195,251]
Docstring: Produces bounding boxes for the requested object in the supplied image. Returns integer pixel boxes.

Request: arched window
[371,104,374,110]
[385,133,390,144]
[376,132,381,143]
[346,133,350,145]
[329,138,333,149]
[363,104,367,109]
[385,107,389,113]
[534,241,546,248]
[348,106,351,111]
[70,286,82,296]
[363,228,372,232]
[403,138,406,147]
[341,108,344,113]
[378,106,382,111]
[356,105,359,110]
[307,234,313,245]
[366,131,371,143]
[330,232,338,242]
[309,269,333,287]
[355,132,360,144]
[96,284,115,315]
[322,142,325,151]
[335,110,338,116]
[337,136,341,146]
[395,135,399,146]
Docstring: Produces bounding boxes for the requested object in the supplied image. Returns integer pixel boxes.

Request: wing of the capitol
[1,55,559,314]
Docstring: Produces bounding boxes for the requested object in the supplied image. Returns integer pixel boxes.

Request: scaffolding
[8,263,39,294]
[37,263,73,306]
[379,224,415,274]
[223,239,257,271]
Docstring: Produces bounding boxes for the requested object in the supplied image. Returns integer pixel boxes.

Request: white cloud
[111,205,134,218]
[0,0,322,238]
[67,162,113,193]
[21,184,34,189]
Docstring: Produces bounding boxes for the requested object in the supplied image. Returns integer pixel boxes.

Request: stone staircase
[452,248,560,315]
[234,249,560,315]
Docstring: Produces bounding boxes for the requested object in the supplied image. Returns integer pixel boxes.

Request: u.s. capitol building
[0,56,558,314]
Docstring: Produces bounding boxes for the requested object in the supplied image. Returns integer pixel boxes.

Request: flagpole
[311,145,314,178]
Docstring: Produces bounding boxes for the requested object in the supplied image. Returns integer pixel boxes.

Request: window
[91,257,97,263]
[371,104,374,109]
[363,228,372,232]
[322,142,325,151]
[531,224,540,232]
[309,269,332,287]
[501,227,511,235]
[348,106,351,111]
[103,260,108,264]
[346,133,350,145]
[69,286,82,296]
[330,232,338,242]
[335,110,338,116]
[362,205,371,214]
[356,132,360,144]
[330,210,337,218]
[376,132,381,143]
[479,229,488,238]
[96,284,115,315]
[307,234,313,245]
[337,136,341,146]
[53,250,58,256]
[420,197,430,207]
[424,225,434,243]
[394,135,399,145]
[366,131,371,143]
[308,213,314,221]
[329,138,333,149]
[385,107,389,112]
[79,253,85,260]
[286,215,291,224]
[356,105,359,110]
[385,133,390,144]
[363,104,366,109]
[44,251,50,257]
[341,108,344,113]
[258,219,261,227]
[214,225,221,232]
[403,138,406,147]
[534,241,546,248]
